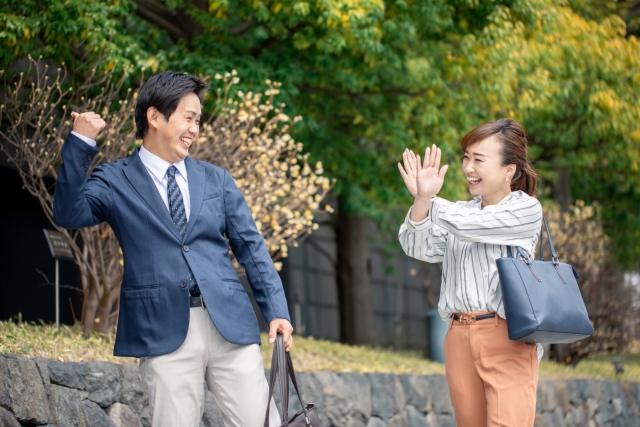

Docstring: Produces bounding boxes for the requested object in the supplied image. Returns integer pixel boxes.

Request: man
[53,71,292,427]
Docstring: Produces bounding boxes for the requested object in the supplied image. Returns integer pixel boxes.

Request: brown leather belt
[190,295,205,308]
[453,313,495,324]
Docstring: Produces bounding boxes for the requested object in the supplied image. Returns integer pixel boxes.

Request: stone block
[117,363,150,427]
[554,380,570,413]
[1,355,50,425]
[564,380,586,406]
[48,384,89,427]
[428,376,453,415]
[201,387,225,427]
[593,401,614,427]
[83,400,116,427]
[400,375,430,413]
[405,405,429,427]
[345,417,366,427]
[436,413,456,427]
[86,362,121,408]
[564,405,588,427]
[366,417,387,427]
[542,407,566,427]
[538,380,558,413]
[0,407,20,427]
[47,360,88,389]
[368,373,406,421]
[340,372,372,420]
[106,403,142,427]
[33,358,52,397]
[386,412,407,427]
[585,380,604,401]
[313,371,351,426]
[0,358,8,411]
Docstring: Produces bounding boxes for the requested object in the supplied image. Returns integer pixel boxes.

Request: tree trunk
[336,202,376,346]
[553,167,571,212]
[552,167,571,360]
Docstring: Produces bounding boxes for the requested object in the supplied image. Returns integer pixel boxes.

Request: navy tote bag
[496,216,594,344]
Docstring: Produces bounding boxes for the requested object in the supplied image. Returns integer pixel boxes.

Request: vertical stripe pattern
[398,191,543,323]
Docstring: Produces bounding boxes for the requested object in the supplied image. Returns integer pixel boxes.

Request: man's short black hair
[135,71,208,139]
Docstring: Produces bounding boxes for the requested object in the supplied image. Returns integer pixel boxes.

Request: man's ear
[146,107,160,131]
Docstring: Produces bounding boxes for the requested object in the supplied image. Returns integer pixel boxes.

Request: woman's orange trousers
[444,312,538,427]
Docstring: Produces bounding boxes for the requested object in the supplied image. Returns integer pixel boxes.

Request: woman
[398,118,542,427]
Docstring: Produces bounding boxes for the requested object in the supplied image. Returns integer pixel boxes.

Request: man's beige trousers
[139,306,281,427]
[444,312,539,427]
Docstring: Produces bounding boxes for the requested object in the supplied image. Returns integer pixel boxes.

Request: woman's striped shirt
[399,191,543,324]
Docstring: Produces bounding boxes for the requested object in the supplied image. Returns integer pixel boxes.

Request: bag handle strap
[265,334,288,427]
[507,214,559,263]
[538,215,558,262]
[264,334,310,427]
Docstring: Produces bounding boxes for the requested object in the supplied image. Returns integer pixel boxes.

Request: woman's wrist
[409,195,434,222]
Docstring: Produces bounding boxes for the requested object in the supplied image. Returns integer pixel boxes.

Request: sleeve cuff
[405,202,435,231]
[71,131,97,147]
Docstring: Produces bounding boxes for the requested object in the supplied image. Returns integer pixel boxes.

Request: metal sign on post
[43,229,74,330]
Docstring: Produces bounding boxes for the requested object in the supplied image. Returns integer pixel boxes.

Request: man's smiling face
[155,92,202,163]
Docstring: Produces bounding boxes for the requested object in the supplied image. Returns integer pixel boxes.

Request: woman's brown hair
[460,118,539,196]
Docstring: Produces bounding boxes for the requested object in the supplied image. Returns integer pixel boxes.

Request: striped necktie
[166,166,200,296]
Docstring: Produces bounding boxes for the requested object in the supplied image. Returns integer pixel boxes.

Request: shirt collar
[138,145,188,182]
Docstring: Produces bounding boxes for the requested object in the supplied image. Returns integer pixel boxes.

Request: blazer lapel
[123,149,182,242]
[183,157,205,242]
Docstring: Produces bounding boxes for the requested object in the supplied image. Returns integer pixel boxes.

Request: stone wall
[1,354,639,426]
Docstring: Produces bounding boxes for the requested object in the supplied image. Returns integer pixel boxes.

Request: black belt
[453,313,495,324]
[190,295,206,308]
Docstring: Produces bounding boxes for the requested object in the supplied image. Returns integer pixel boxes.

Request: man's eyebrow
[185,110,202,117]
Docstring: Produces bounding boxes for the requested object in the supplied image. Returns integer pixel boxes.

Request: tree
[4,0,639,346]
[0,58,331,336]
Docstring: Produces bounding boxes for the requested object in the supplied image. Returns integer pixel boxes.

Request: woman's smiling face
[462,136,515,197]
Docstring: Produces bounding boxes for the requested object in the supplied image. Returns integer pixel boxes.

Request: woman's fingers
[434,146,442,170]
[439,164,449,179]
[416,154,421,172]
[424,146,431,169]
[398,162,408,180]
[430,144,438,167]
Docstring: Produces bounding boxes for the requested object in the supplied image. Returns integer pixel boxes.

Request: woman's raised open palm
[416,144,449,199]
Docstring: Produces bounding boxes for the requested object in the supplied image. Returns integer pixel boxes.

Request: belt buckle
[458,315,476,324]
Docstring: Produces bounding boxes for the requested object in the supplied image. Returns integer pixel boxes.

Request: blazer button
[183,245,189,252]
[87,155,93,160]
[180,280,187,288]
[84,162,89,167]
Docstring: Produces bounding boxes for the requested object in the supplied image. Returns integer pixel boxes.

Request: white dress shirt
[72,131,191,220]
[399,191,544,360]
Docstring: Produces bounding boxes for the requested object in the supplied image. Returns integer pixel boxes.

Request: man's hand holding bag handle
[497,216,594,343]
[264,333,320,427]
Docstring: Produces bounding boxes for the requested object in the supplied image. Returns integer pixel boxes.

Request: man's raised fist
[71,111,106,141]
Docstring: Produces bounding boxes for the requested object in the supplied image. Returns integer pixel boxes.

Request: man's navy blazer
[53,134,291,357]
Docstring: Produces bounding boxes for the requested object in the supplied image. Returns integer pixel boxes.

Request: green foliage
[3,0,640,267]
[0,0,144,72]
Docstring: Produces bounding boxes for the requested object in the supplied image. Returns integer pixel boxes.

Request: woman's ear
[506,164,517,181]
[146,107,160,131]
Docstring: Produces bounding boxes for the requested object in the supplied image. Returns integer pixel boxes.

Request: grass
[1,320,639,381]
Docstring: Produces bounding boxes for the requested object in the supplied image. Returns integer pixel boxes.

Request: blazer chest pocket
[203,189,222,201]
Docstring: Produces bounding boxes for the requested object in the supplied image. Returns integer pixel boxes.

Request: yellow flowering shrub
[191,72,334,271]
[543,201,631,364]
